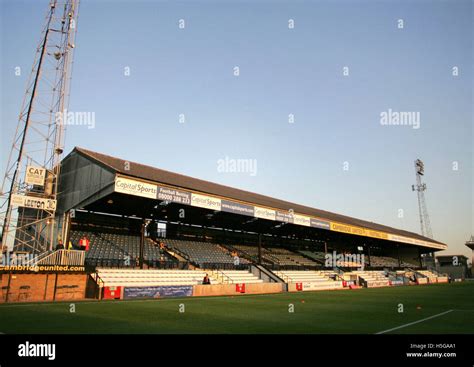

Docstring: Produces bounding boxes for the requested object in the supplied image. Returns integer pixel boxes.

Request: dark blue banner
[123,285,193,299]
[310,218,330,229]
[221,200,254,216]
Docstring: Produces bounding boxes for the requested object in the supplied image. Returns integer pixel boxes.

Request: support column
[397,244,401,268]
[258,233,262,265]
[139,219,145,269]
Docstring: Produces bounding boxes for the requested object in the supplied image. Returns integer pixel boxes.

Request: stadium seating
[164,239,248,267]
[273,270,343,290]
[211,270,264,284]
[299,250,363,268]
[230,245,318,267]
[266,247,318,267]
[349,270,390,287]
[369,255,415,268]
[95,268,220,287]
[70,229,177,266]
[230,245,274,265]
[417,270,448,283]
[299,251,326,264]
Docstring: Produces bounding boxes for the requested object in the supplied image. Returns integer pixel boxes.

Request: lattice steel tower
[411,159,433,239]
[0,0,80,254]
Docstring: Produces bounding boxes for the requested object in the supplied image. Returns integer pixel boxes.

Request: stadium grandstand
[1,147,451,302]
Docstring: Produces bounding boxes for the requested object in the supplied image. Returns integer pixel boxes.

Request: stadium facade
[58,147,446,253]
[0,147,450,303]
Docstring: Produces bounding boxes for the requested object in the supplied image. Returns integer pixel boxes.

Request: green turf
[0,282,473,334]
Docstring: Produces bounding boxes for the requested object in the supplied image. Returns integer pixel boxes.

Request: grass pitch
[0,282,473,334]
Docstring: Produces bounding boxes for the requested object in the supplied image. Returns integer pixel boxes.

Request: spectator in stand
[56,240,64,251]
[202,274,211,285]
[135,256,140,268]
[147,220,158,242]
[79,236,90,251]
[67,240,74,250]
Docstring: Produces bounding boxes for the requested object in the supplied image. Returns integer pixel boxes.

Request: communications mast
[411,159,433,239]
[0,0,80,254]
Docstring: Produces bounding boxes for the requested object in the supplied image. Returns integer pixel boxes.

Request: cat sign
[25,165,46,186]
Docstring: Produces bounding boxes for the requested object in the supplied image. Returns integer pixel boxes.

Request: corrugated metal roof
[72,146,445,246]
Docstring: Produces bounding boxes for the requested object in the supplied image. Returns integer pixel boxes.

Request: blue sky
[1,0,472,258]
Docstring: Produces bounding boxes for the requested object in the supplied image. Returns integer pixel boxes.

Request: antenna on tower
[411,159,433,239]
[0,0,80,255]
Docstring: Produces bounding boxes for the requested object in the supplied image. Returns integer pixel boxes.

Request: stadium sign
[114,177,157,199]
[276,211,293,223]
[123,285,193,299]
[221,200,254,216]
[191,193,222,211]
[293,214,311,227]
[387,234,446,250]
[11,194,56,211]
[310,218,330,229]
[254,206,276,221]
[25,165,46,186]
[330,222,388,240]
[156,185,191,205]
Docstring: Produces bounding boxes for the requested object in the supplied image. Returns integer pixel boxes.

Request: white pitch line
[376,310,454,334]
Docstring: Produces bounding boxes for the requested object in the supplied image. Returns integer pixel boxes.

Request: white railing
[28,250,86,266]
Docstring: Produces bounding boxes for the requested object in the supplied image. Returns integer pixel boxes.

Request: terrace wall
[0,273,88,303]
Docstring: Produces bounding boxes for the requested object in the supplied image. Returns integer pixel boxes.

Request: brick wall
[0,273,88,303]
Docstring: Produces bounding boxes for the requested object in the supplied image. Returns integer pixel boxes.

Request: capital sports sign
[114,176,157,199]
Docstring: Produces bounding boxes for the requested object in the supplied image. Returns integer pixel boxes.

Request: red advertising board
[235,283,246,293]
[103,286,122,299]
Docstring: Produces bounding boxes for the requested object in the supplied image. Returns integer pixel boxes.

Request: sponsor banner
[123,285,193,299]
[115,176,157,199]
[293,214,311,227]
[221,200,254,216]
[310,218,330,229]
[330,222,388,240]
[254,206,276,221]
[276,211,294,223]
[388,234,446,250]
[300,281,343,291]
[0,265,85,273]
[103,286,122,299]
[11,194,56,211]
[156,185,191,205]
[235,283,246,293]
[191,193,222,211]
[25,165,46,186]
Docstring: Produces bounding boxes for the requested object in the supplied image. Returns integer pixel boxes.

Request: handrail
[94,271,105,300]
[24,250,53,265]
[26,250,85,266]
[216,270,232,284]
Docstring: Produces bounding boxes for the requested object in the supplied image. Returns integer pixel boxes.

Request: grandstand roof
[71,147,445,248]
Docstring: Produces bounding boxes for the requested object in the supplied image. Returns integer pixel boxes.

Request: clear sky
[1,0,472,259]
